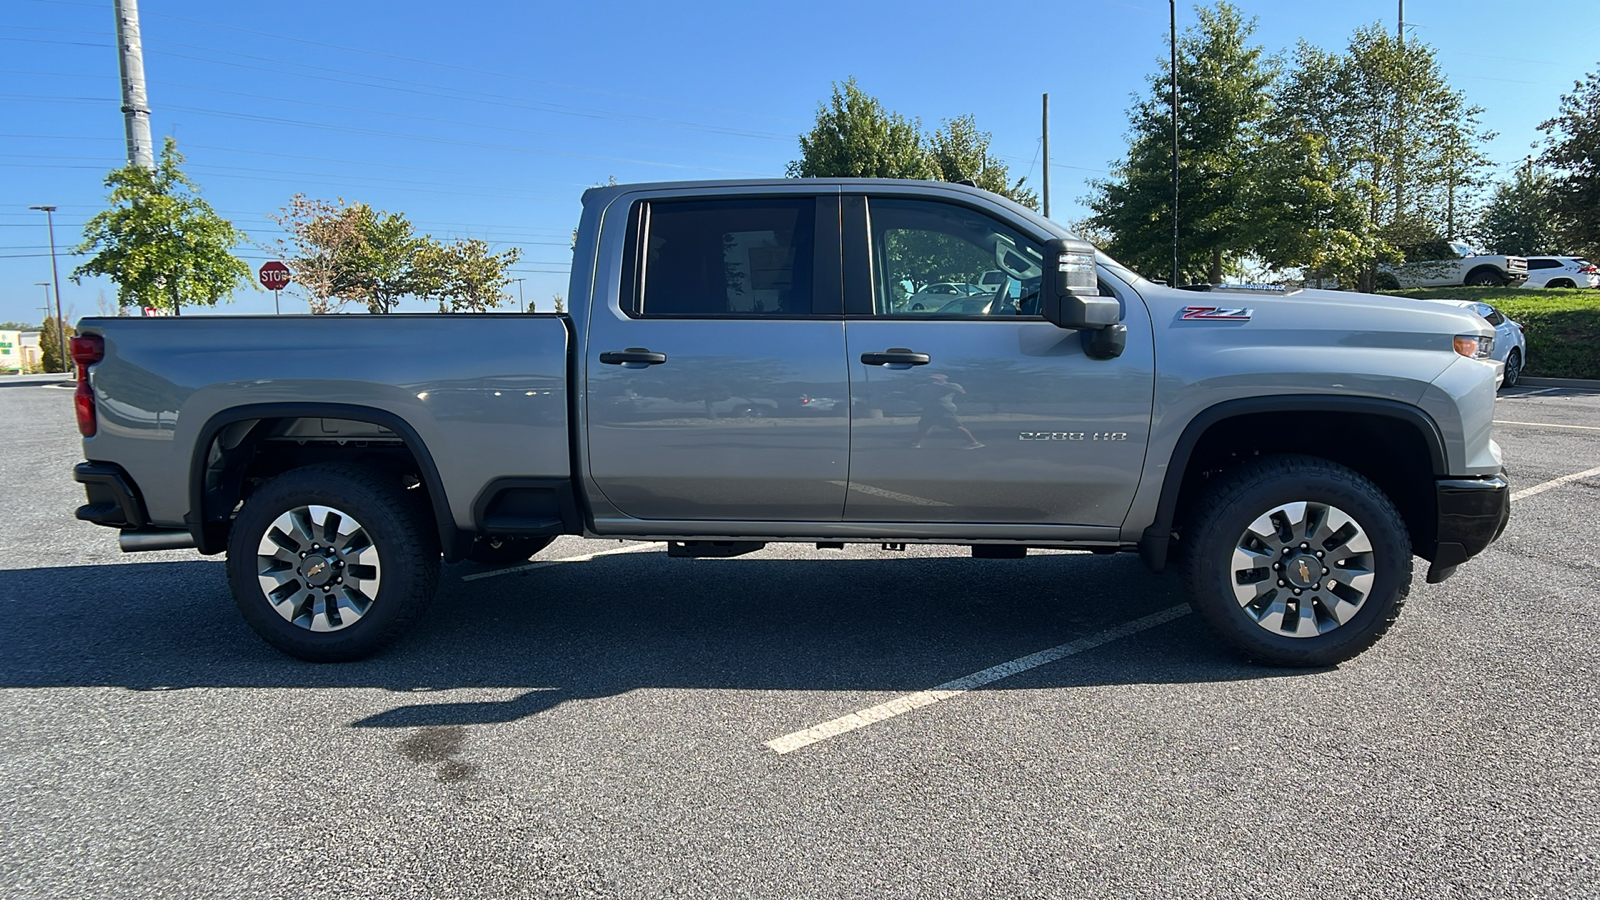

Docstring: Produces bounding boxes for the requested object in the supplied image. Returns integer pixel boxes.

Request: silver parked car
[1422,299,1528,388]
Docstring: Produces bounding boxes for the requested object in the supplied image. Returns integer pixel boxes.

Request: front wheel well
[1169,411,1438,558]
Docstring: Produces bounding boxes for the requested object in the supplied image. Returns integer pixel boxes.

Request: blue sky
[4,0,1598,324]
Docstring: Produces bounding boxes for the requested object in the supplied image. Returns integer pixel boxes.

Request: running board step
[667,540,766,559]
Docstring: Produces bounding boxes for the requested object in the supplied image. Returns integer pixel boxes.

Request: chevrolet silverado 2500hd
[69,179,1510,665]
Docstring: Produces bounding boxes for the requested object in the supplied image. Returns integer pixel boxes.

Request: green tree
[788,80,1037,210]
[1277,25,1491,288]
[39,316,76,374]
[0,321,36,331]
[419,238,522,313]
[1086,3,1277,284]
[272,196,436,314]
[927,114,1038,209]
[72,137,251,315]
[1540,69,1600,259]
[1478,163,1565,256]
[788,78,935,180]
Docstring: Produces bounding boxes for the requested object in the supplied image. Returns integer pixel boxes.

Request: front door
[585,195,851,521]
[842,196,1153,527]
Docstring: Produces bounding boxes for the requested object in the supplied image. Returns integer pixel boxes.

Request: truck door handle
[860,348,930,366]
[599,348,667,366]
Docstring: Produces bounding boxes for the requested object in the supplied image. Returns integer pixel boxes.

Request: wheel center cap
[1285,554,1319,589]
[300,554,336,586]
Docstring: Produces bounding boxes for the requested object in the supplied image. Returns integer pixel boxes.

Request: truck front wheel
[1464,267,1506,287]
[225,463,441,662]
[1180,455,1411,666]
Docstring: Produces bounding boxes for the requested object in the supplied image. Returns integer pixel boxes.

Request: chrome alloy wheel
[255,504,383,632]
[1230,501,1376,638]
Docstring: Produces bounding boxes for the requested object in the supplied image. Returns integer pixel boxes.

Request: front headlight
[1454,334,1494,359]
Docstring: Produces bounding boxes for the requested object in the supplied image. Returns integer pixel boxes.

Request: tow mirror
[1041,238,1125,359]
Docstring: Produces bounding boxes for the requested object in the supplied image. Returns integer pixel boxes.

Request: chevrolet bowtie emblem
[307,561,326,577]
[1296,560,1311,583]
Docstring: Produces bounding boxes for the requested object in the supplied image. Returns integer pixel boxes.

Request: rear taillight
[70,334,103,437]
[1581,265,1598,274]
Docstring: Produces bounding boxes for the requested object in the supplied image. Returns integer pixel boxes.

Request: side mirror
[1041,238,1124,359]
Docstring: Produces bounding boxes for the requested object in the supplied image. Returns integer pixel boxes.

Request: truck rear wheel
[225,463,440,662]
[468,535,555,565]
[1179,455,1411,666]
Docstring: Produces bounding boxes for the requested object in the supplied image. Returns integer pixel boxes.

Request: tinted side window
[867,198,1044,318]
[1526,258,1560,270]
[629,198,815,317]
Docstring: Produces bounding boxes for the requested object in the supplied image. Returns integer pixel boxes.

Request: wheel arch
[1139,396,1447,573]
[187,402,460,559]
[1464,264,1505,284]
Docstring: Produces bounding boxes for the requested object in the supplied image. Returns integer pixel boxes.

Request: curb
[0,373,75,386]
[1517,376,1600,390]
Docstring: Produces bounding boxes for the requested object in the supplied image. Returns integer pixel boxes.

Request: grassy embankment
[1382,286,1600,380]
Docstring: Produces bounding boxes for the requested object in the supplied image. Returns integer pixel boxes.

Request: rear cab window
[620,198,820,318]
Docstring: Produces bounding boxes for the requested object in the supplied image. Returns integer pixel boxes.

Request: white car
[1519,256,1599,289]
[899,282,982,312]
[1421,299,1528,388]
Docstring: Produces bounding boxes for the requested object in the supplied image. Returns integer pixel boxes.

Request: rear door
[841,195,1154,526]
[584,193,851,521]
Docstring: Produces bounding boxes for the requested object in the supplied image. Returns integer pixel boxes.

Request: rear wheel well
[195,415,451,557]
[1170,411,1437,557]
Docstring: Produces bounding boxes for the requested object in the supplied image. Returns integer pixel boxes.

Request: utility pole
[115,0,154,168]
[1041,93,1051,219]
[1170,0,1180,287]
[514,278,526,313]
[1398,0,1405,44]
[30,206,66,368]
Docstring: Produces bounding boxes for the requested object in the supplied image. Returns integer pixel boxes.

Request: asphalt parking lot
[2,378,1597,899]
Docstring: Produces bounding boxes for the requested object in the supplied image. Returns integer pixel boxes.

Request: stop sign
[258,261,291,290]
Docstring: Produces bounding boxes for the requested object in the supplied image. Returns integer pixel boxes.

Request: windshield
[1096,252,1146,287]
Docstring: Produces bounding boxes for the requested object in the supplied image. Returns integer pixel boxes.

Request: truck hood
[1140,284,1494,344]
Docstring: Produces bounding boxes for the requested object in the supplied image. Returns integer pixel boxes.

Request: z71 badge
[1181,306,1253,321]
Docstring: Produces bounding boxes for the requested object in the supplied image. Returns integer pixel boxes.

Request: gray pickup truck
[69,179,1510,666]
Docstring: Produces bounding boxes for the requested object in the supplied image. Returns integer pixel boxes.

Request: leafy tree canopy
[72,137,251,314]
[789,78,1037,209]
[1540,68,1600,259]
[1478,164,1566,257]
[272,197,522,313]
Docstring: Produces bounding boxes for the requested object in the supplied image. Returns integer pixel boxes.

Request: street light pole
[30,206,66,371]
[514,278,526,313]
[1170,0,1180,287]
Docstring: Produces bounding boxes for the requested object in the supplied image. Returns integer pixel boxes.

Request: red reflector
[75,378,97,437]
[70,334,104,367]
[70,334,103,437]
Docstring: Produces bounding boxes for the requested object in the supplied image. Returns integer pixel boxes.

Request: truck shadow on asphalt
[1,551,1313,727]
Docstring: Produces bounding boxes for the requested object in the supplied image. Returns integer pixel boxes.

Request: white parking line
[1507,387,1558,397]
[1495,420,1600,431]
[1512,465,1600,503]
[764,604,1191,755]
[460,542,661,581]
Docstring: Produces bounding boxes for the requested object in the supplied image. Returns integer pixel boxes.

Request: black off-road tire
[1464,267,1507,287]
[1373,272,1401,291]
[467,535,555,565]
[226,463,441,662]
[1179,455,1412,667]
